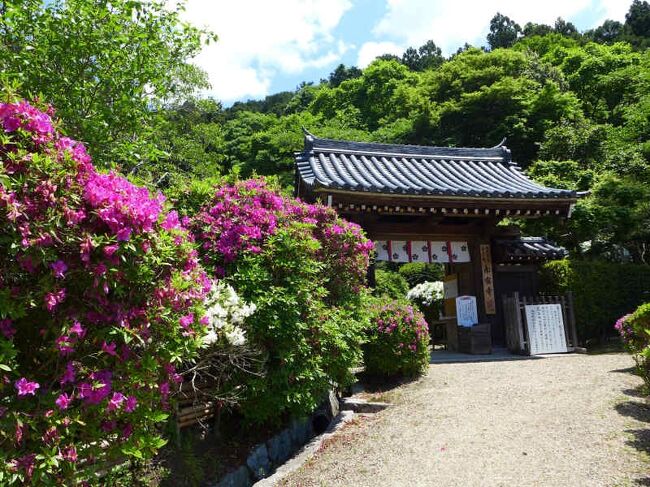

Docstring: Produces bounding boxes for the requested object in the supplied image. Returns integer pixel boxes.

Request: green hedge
[398,262,444,287]
[374,269,409,299]
[539,260,650,342]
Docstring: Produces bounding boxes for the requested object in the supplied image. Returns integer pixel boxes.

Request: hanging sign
[524,304,568,355]
[373,240,470,263]
[456,295,478,327]
[480,244,496,315]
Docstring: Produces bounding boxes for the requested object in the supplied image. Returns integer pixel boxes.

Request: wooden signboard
[479,244,496,315]
[443,274,458,317]
[456,295,478,327]
[524,304,568,355]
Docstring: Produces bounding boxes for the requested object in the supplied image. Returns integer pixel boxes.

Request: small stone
[267,429,293,464]
[246,443,272,480]
[217,465,252,487]
[290,417,312,446]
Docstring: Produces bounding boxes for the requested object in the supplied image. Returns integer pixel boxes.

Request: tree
[402,40,444,71]
[626,0,650,37]
[586,20,624,44]
[523,22,554,37]
[554,17,579,37]
[0,0,214,170]
[328,64,363,87]
[487,13,521,49]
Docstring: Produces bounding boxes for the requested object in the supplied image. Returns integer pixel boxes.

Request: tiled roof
[493,237,568,262]
[295,133,579,200]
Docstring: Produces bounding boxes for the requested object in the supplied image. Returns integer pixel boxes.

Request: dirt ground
[281,353,650,487]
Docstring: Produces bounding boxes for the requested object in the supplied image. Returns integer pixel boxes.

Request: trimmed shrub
[615,304,650,390]
[540,260,650,342]
[0,100,213,484]
[374,269,409,299]
[363,300,430,377]
[398,262,444,287]
[192,179,373,423]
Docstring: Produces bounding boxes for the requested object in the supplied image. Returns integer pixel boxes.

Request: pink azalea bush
[363,300,431,377]
[193,178,373,299]
[615,304,650,390]
[193,179,374,422]
[0,99,212,484]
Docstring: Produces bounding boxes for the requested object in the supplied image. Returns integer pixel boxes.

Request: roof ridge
[306,134,510,160]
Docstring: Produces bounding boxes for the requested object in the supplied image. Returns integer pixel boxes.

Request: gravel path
[281,353,650,487]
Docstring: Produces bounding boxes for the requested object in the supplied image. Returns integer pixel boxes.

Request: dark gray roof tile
[295,134,578,200]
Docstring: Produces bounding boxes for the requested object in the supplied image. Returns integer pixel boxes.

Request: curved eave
[306,183,579,203]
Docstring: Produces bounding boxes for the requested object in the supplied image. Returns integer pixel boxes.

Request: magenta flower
[124,395,138,413]
[69,321,86,338]
[106,392,126,412]
[103,244,119,257]
[61,446,77,463]
[44,288,66,312]
[50,260,68,279]
[55,335,74,355]
[0,318,16,339]
[60,362,75,384]
[55,393,72,410]
[179,313,194,329]
[15,378,40,397]
[101,341,117,356]
[162,210,181,230]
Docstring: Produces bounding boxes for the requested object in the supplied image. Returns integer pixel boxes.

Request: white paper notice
[456,296,478,327]
[524,304,568,355]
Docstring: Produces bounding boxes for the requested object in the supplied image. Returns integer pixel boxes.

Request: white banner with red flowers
[374,240,470,263]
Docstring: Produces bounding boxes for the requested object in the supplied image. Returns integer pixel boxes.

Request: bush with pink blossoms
[0,98,213,484]
[193,179,373,300]
[363,300,431,377]
[193,179,373,423]
[615,304,650,391]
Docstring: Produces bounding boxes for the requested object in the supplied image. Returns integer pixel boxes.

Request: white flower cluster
[406,281,444,307]
[202,281,256,347]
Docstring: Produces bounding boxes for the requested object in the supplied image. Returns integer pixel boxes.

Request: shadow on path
[615,400,650,486]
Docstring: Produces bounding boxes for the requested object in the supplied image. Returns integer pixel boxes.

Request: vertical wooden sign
[480,244,496,315]
[442,274,458,318]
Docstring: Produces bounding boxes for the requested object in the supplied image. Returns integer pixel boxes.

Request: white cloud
[357,41,404,67]
[373,0,630,56]
[180,0,352,102]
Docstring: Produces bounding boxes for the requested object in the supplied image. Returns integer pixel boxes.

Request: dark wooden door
[493,265,539,345]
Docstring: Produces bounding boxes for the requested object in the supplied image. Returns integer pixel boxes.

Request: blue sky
[179,0,632,104]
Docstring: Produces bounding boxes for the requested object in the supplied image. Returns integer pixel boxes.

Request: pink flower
[78,370,112,405]
[42,426,59,444]
[55,335,74,355]
[44,288,66,311]
[60,362,75,384]
[15,422,26,444]
[69,321,86,338]
[0,318,16,339]
[62,446,77,463]
[15,378,40,396]
[55,393,72,410]
[103,244,119,257]
[50,260,68,279]
[106,392,125,412]
[161,210,180,231]
[101,341,117,356]
[179,313,194,329]
[8,453,36,480]
[124,395,138,413]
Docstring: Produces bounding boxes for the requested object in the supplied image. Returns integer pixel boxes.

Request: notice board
[524,304,568,355]
[456,296,478,327]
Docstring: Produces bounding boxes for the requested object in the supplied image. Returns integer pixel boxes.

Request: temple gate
[294,131,584,351]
